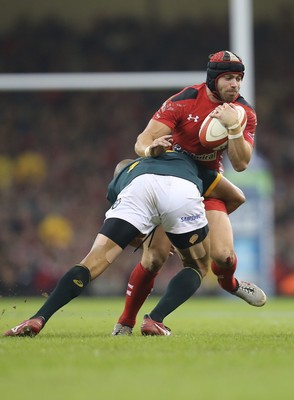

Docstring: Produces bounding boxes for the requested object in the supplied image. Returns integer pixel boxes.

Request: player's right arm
[135,119,172,157]
[207,175,245,214]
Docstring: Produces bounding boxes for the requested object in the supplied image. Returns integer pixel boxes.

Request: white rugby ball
[199,105,247,150]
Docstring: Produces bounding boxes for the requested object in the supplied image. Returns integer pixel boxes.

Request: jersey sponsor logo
[189,152,217,161]
[187,114,199,122]
[180,214,201,222]
[173,144,217,162]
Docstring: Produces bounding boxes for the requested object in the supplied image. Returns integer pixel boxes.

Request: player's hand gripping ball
[199,105,247,150]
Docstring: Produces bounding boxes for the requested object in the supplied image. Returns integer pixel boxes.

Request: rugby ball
[199,105,247,150]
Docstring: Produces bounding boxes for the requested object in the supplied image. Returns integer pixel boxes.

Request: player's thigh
[159,178,207,234]
[176,234,210,277]
[206,209,234,259]
[105,176,158,235]
[141,225,171,271]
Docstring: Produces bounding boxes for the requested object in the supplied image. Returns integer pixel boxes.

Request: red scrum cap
[206,50,245,95]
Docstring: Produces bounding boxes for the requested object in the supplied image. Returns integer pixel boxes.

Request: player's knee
[141,250,167,273]
[211,249,235,268]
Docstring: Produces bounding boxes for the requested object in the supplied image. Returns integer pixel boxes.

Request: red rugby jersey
[152,82,257,172]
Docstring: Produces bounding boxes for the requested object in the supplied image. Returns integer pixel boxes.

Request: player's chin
[224,93,238,102]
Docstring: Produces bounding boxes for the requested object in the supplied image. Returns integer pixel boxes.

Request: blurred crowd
[0,15,293,296]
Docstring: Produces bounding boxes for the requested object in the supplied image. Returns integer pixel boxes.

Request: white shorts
[105,174,207,235]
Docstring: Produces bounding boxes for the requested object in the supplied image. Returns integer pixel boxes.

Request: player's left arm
[227,130,253,172]
[213,103,256,172]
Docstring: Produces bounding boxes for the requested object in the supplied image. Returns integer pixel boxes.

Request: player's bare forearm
[227,139,253,171]
[135,119,172,156]
[135,131,154,156]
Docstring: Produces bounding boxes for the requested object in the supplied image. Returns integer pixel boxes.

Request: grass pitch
[1,296,294,400]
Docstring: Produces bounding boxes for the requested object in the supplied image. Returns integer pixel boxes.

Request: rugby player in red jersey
[112,50,266,336]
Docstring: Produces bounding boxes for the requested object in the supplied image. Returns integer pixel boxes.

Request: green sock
[31,265,91,323]
[150,267,201,323]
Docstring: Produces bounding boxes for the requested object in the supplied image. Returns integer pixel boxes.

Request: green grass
[1,296,294,400]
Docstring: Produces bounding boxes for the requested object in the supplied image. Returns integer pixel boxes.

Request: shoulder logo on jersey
[187,114,199,122]
[111,198,121,209]
[127,161,140,173]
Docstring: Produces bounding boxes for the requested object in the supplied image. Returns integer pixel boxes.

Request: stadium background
[0,0,293,297]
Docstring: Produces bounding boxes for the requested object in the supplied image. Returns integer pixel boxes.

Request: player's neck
[206,87,222,104]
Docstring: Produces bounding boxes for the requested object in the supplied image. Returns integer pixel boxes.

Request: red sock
[211,253,238,292]
[118,262,157,327]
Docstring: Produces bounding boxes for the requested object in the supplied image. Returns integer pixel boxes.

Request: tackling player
[4,152,218,337]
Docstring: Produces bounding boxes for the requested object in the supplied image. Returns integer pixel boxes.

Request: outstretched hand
[145,135,173,157]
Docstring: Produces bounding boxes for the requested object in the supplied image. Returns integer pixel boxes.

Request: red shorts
[204,198,227,213]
